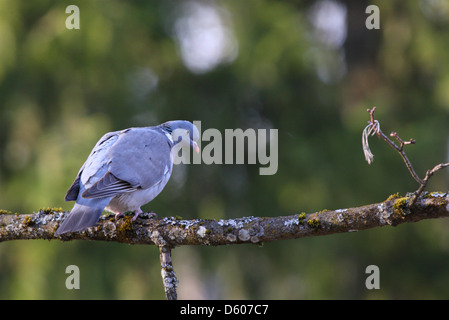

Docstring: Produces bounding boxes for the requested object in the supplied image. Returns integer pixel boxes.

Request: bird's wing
[58,131,125,235]
[65,130,123,201]
[81,127,172,199]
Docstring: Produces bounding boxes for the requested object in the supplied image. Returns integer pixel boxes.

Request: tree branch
[1,193,449,245]
[1,192,449,298]
[159,246,178,300]
[363,107,423,184]
[363,107,449,205]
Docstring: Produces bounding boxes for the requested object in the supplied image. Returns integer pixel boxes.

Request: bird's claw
[116,210,157,222]
[131,208,144,222]
[148,211,158,218]
[115,212,124,220]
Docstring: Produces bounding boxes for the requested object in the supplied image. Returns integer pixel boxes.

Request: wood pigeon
[55,120,200,236]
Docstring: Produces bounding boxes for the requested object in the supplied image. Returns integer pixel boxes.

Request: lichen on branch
[1,192,449,300]
[1,193,449,245]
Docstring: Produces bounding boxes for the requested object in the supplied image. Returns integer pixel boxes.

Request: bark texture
[1,192,448,246]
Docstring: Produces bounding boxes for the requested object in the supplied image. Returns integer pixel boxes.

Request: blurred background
[0,0,449,299]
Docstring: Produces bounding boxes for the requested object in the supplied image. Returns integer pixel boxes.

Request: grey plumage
[55,120,199,236]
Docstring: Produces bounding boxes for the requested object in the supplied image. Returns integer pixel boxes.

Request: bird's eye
[186,130,190,135]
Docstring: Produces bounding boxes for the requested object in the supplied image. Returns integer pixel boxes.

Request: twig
[411,163,449,205]
[363,107,449,204]
[159,246,178,300]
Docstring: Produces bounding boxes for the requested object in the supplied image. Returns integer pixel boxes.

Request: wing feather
[82,171,136,198]
[65,174,81,201]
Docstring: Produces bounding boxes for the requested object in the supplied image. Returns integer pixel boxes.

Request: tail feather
[55,198,110,236]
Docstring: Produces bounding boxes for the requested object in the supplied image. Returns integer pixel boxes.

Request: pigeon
[55,120,200,236]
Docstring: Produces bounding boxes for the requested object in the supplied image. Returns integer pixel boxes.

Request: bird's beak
[191,140,199,153]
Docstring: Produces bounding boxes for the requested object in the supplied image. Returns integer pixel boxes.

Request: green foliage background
[0,0,449,299]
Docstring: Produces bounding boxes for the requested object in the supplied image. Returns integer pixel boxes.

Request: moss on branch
[1,192,448,246]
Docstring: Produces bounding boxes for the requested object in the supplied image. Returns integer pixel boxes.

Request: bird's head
[161,120,200,152]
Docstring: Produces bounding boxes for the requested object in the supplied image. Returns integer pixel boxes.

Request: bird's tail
[55,198,110,236]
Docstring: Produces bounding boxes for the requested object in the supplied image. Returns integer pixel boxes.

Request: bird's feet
[115,209,157,222]
[132,210,158,221]
[115,212,124,220]
[131,208,143,222]
[147,211,158,218]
